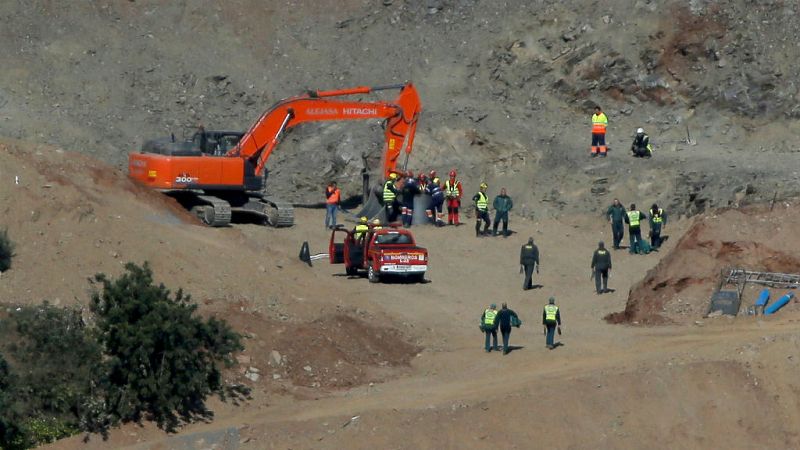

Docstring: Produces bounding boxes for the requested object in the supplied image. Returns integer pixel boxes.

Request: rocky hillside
[1,0,798,217]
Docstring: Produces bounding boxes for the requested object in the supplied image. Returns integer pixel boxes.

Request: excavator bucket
[352,189,386,222]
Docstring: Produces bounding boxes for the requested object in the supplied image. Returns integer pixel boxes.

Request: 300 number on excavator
[128,83,422,227]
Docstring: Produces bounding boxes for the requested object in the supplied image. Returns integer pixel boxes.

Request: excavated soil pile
[607,201,800,325]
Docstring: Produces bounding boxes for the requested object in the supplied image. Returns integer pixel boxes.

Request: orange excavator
[128,82,422,227]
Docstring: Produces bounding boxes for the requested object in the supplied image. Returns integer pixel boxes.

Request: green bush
[0,228,14,272]
[91,262,247,432]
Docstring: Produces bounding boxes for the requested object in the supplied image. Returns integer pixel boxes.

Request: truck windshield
[374,233,413,245]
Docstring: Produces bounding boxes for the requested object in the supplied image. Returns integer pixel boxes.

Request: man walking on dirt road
[606,198,626,249]
[325,181,341,229]
[481,303,499,352]
[492,187,513,237]
[591,241,612,294]
[495,303,521,355]
[624,203,646,254]
[520,237,540,290]
[542,297,561,350]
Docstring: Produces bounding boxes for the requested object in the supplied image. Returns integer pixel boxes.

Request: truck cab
[329,225,428,283]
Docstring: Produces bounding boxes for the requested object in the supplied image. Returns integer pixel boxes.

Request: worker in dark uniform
[542,297,562,350]
[480,303,499,352]
[606,198,626,250]
[590,241,612,294]
[520,237,540,290]
[495,303,520,355]
[382,172,400,223]
[624,203,646,254]
[400,170,419,228]
[425,176,445,226]
[472,182,490,237]
[648,203,667,249]
[492,187,513,237]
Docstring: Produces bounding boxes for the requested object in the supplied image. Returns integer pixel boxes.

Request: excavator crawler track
[262,198,294,227]
[194,195,232,227]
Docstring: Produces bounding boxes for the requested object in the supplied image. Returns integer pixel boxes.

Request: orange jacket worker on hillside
[591,106,608,157]
[325,181,341,229]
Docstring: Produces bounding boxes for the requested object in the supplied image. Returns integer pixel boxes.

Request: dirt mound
[607,201,800,325]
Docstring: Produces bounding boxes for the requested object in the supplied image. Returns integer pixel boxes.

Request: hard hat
[360,216,368,223]
[389,172,398,180]
[429,170,437,178]
[480,182,488,189]
[449,169,457,178]
[406,170,414,178]
[372,218,381,225]
[636,127,644,134]
[418,172,426,179]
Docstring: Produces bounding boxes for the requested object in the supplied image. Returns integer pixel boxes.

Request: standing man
[425,176,445,226]
[649,203,667,249]
[591,241,612,294]
[444,169,463,225]
[542,297,562,350]
[324,181,341,229]
[400,170,419,228]
[520,237,540,290]
[631,128,653,158]
[480,303,499,353]
[495,303,521,355]
[606,198,626,250]
[472,182,490,237]
[354,216,370,240]
[591,105,608,157]
[492,187,513,237]
[383,172,400,223]
[624,203,646,254]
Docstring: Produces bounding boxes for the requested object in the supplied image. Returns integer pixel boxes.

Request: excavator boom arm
[229,83,422,179]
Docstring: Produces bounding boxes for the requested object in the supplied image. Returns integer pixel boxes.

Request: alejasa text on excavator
[128,83,422,227]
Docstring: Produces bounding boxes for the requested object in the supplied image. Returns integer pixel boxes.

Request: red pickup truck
[329,225,428,283]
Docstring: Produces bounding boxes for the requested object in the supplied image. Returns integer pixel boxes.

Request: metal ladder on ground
[725,269,800,290]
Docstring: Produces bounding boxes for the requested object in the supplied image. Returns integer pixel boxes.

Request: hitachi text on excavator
[128,83,422,227]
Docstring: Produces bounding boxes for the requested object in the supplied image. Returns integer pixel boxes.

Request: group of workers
[606,198,668,254]
[480,296,561,352]
[591,105,654,158]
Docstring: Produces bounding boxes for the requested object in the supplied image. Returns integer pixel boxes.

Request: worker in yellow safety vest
[542,297,562,350]
[624,203,646,254]
[472,182,490,237]
[648,204,667,249]
[591,105,608,157]
[370,218,382,231]
[480,303,499,352]
[354,216,369,240]
[383,172,400,223]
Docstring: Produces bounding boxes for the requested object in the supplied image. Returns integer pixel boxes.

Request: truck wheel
[368,265,379,283]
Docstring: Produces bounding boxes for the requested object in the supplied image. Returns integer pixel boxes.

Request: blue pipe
[764,292,794,315]
[755,289,770,307]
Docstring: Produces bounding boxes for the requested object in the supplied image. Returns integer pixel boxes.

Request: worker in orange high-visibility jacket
[324,181,341,229]
[591,105,608,157]
[444,169,463,225]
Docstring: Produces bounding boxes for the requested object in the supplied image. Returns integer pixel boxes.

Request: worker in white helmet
[631,128,653,158]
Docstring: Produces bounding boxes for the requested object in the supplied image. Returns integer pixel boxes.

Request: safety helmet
[449,169,457,178]
[372,218,381,225]
[636,127,644,134]
[429,170,437,178]
[480,182,488,189]
[389,172,398,180]
[359,216,368,224]
[418,172,426,180]
[406,170,414,178]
